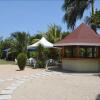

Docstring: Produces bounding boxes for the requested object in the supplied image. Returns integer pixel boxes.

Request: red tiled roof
[54,23,100,46]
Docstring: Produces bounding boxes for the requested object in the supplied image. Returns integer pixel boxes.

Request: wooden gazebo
[54,23,100,72]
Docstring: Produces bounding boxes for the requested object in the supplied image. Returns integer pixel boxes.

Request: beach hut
[54,23,100,72]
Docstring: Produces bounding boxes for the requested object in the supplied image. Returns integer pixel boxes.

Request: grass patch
[0,59,15,65]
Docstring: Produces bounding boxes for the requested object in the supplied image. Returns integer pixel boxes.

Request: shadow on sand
[16,69,22,71]
[96,94,100,100]
[47,67,100,100]
[47,66,100,76]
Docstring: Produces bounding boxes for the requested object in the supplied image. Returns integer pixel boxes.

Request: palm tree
[0,37,16,60]
[29,32,43,45]
[46,24,62,43]
[85,9,100,32]
[11,32,29,55]
[0,39,3,58]
[62,31,70,39]
[63,0,95,30]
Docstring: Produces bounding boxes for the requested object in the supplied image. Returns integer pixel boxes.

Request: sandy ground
[12,73,100,100]
[0,80,13,91]
[0,64,100,100]
[0,64,44,95]
[0,64,44,79]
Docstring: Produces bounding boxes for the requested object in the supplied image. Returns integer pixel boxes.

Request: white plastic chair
[28,58,37,68]
[45,59,56,69]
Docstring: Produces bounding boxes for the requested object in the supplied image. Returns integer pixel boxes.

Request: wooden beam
[76,46,80,58]
[96,46,99,58]
[61,47,64,58]
[85,47,88,57]
[92,47,94,57]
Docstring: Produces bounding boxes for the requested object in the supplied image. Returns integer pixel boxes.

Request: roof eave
[54,43,100,46]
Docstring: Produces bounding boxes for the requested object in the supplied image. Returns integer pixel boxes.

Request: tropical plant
[11,32,29,56]
[62,31,70,39]
[0,40,3,58]
[29,33,43,45]
[62,0,95,30]
[0,37,14,59]
[93,10,100,28]
[34,33,43,39]
[36,44,46,68]
[85,10,100,32]
[2,38,14,49]
[17,53,27,70]
[46,24,62,43]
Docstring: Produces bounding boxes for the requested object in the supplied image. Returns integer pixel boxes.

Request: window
[64,46,97,58]
[64,46,75,58]
[80,47,96,58]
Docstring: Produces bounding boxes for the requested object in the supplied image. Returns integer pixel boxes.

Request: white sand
[12,73,100,100]
[0,64,44,79]
[0,64,100,100]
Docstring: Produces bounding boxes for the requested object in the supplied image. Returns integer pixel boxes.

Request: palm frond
[63,0,92,29]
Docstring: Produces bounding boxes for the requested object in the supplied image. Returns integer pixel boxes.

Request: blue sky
[0,0,100,38]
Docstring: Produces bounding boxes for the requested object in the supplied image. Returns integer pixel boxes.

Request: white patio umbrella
[27,37,53,49]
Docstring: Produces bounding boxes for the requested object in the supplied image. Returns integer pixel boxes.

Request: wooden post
[85,47,88,57]
[76,46,80,58]
[92,47,94,57]
[98,47,100,57]
[96,46,99,58]
[61,47,64,59]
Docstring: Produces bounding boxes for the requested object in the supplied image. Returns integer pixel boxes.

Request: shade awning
[27,37,53,49]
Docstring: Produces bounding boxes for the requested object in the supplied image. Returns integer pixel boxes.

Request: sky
[0,0,100,39]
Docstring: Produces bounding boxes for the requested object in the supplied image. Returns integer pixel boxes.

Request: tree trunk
[91,0,94,16]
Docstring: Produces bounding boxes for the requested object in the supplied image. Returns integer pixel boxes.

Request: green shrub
[30,51,37,58]
[17,53,27,70]
[36,60,45,68]
[36,44,46,68]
